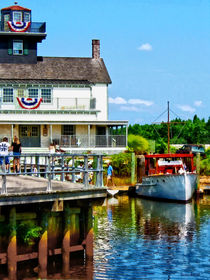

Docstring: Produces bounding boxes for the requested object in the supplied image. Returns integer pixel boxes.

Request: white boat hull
[136,173,197,202]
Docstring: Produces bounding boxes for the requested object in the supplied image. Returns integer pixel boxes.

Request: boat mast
[167,101,170,153]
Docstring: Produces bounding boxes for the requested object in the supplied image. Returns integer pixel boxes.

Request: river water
[93,195,210,280]
[0,195,209,279]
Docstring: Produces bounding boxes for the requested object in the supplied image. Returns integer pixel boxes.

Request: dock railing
[0,153,104,195]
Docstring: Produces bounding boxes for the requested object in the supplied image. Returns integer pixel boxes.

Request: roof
[0,57,112,84]
[145,154,194,159]
[2,5,31,11]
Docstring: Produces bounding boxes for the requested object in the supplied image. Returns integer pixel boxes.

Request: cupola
[0,2,46,64]
[1,2,31,32]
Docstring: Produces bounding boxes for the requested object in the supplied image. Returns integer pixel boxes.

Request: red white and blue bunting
[17,97,43,110]
[7,21,31,32]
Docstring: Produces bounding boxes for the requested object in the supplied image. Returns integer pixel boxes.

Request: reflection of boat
[137,198,194,224]
[136,154,197,202]
[107,189,119,197]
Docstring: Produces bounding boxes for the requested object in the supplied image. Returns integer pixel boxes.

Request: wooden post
[7,207,17,280]
[38,212,48,279]
[85,207,93,260]
[62,206,71,277]
[131,152,135,185]
[85,207,94,279]
[196,153,201,191]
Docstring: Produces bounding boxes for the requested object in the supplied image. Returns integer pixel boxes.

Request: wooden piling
[7,207,17,280]
[62,206,71,276]
[38,212,48,279]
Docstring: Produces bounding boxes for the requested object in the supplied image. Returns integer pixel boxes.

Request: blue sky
[3,0,210,124]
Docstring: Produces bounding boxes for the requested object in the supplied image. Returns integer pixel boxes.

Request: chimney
[92,39,100,59]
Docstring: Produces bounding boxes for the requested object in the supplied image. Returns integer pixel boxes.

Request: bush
[128,134,149,154]
[111,153,132,177]
[200,148,210,175]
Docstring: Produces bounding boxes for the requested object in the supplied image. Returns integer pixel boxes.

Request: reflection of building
[0,4,128,154]
[0,202,94,279]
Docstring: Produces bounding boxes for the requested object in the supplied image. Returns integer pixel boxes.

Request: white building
[0,4,128,154]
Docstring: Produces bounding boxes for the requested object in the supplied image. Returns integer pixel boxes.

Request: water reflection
[94,196,210,280]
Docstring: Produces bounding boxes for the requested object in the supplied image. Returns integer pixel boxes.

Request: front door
[19,125,40,147]
[96,127,107,147]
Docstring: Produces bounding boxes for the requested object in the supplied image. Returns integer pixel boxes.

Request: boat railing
[0,153,104,195]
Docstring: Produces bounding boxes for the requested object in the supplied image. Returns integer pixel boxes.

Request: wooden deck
[0,175,107,206]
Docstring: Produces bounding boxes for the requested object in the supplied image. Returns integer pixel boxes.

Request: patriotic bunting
[17,97,42,110]
[7,21,31,32]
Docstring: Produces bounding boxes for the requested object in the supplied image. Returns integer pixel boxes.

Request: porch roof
[0,120,128,126]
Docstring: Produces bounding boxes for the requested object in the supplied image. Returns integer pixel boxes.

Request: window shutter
[8,40,13,55]
[23,41,29,55]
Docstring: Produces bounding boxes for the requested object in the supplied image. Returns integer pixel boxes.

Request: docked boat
[136,153,197,202]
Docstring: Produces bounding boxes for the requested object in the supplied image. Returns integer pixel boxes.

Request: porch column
[106,127,109,147]
[126,125,128,147]
[88,125,90,148]
[50,125,52,144]
[11,124,14,142]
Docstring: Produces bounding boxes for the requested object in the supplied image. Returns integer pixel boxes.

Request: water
[93,196,210,280]
[0,195,209,279]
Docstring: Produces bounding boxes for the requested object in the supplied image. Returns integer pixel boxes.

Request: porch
[0,121,128,153]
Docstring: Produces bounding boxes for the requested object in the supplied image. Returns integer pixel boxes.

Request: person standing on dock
[105,162,115,187]
[11,136,22,173]
[0,137,11,172]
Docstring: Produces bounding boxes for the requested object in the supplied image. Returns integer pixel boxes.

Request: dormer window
[13,11,22,22]
[13,40,23,55]
[24,12,30,22]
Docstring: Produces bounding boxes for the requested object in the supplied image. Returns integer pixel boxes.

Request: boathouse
[0,3,128,154]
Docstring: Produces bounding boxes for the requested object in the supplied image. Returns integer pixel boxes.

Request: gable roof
[2,5,31,11]
[0,57,112,84]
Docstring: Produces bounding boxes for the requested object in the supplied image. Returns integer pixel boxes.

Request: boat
[107,189,119,197]
[136,153,197,202]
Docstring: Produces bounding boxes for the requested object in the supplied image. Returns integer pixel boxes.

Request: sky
[2,0,210,124]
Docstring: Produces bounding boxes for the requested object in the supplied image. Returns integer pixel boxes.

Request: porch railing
[0,97,96,111]
[57,135,126,148]
[0,153,104,195]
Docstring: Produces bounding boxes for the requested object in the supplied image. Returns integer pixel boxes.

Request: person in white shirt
[0,137,11,172]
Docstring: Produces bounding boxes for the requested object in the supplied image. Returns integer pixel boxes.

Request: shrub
[128,134,149,154]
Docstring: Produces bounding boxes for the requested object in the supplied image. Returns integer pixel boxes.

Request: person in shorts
[11,136,22,173]
[0,137,11,172]
[105,162,115,187]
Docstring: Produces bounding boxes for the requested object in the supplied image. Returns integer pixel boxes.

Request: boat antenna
[167,101,170,153]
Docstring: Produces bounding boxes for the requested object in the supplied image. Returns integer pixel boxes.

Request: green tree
[127,134,149,154]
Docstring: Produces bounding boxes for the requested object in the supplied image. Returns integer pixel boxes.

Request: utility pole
[167,101,170,153]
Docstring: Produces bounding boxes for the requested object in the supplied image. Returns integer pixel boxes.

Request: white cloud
[128,99,153,106]
[109,97,127,104]
[178,105,195,113]
[138,43,152,51]
[194,100,202,107]
[120,106,139,112]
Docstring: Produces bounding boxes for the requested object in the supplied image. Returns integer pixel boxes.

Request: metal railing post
[24,155,27,174]
[61,155,65,182]
[1,163,7,194]
[47,155,52,192]
[72,156,76,183]
[99,155,104,187]
[37,155,40,177]
[96,155,100,187]
[83,155,88,187]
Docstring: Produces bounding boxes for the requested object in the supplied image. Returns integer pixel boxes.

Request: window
[62,125,75,135]
[13,11,22,22]
[3,88,13,103]
[4,14,10,31]
[13,40,23,55]
[24,12,30,22]
[41,88,52,103]
[17,89,25,98]
[28,88,39,98]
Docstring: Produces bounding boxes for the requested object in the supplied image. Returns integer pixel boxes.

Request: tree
[127,134,149,154]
